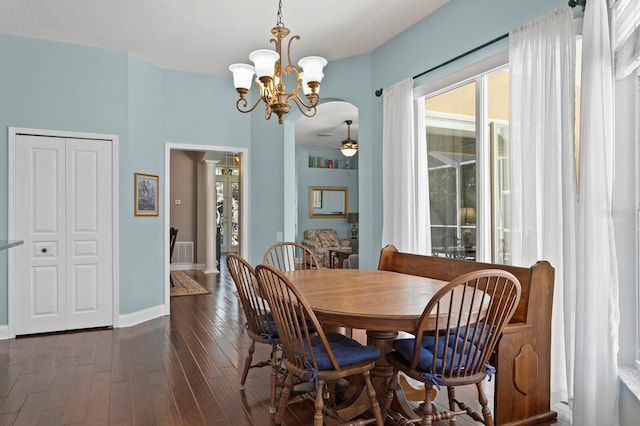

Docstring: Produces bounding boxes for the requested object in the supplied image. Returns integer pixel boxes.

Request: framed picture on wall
[134,173,159,216]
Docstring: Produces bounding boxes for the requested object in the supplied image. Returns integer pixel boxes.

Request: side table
[328,248,353,269]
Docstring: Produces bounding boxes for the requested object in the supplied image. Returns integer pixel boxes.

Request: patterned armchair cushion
[302,229,351,267]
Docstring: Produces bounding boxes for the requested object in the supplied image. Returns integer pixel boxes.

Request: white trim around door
[7,127,119,338]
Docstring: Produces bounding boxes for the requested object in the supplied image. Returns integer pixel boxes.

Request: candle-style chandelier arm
[288,92,318,118]
[234,86,268,114]
[286,35,300,69]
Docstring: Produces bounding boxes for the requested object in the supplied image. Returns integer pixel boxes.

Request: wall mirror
[309,186,348,218]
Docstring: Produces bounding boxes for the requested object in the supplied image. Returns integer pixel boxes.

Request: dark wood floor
[0,257,570,425]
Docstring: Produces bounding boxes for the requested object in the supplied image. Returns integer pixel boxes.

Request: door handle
[41,248,47,253]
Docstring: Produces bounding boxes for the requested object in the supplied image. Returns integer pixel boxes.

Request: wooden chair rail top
[282,269,487,332]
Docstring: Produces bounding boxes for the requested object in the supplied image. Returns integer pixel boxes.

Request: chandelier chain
[276,0,284,28]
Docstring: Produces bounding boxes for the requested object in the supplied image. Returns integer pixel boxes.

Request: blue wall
[0,0,572,318]
[0,0,577,318]
[297,147,358,242]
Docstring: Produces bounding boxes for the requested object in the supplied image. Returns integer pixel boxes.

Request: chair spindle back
[255,263,337,372]
[226,254,277,339]
[411,269,521,378]
[263,242,319,271]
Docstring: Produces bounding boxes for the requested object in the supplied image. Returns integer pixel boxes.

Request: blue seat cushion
[255,313,317,339]
[457,322,491,348]
[392,334,477,371]
[306,332,380,370]
[256,312,280,338]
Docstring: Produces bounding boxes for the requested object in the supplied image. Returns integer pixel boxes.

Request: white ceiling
[296,101,359,150]
[0,0,449,147]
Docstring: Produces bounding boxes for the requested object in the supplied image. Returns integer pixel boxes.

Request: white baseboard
[117,304,167,328]
[170,263,196,271]
[0,305,168,340]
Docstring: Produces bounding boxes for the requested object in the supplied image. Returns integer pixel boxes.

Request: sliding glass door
[424,67,510,264]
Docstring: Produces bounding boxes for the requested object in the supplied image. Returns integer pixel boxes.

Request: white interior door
[13,134,113,335]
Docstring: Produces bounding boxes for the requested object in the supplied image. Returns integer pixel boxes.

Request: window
[420,61,510,264]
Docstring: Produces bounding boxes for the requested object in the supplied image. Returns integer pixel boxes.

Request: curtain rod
[374,33,508,97]
[374,0,585,97]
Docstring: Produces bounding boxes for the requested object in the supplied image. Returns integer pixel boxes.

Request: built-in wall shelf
[308,156,355,170]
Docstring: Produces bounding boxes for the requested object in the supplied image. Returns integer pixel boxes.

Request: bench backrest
[377,245,554,325]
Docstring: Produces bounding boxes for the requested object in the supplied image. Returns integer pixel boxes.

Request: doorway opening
[164,143,249,314]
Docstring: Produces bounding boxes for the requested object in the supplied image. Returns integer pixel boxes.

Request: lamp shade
[341,142,358,158]
[249,49,279,78]
[298,56,327,82]
[460,207,476,224]
[229,63,255,89]
[300,72,323,95]
[347,213,359,224]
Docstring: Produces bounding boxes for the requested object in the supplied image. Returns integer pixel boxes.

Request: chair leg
[275,372,294,426]
[313,378,325,426]
[447,386,457,426]
[269,344,279,414]
[362,370,384,425]
[239,340,255,390]
[477,382,493,426]
[421,383,435,426]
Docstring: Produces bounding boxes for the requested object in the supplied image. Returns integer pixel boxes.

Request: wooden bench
[378,245,557,425]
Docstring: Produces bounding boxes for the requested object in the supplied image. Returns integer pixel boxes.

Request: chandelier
[340,120,358,158]
[228,0,327,124]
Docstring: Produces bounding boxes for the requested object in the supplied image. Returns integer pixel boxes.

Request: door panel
[15,135,66,334]
[72,263,99,312]
[32,266,60,316]
[13,134,113,335]
[65,138,112,330]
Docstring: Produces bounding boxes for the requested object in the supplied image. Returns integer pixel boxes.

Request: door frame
[164,143,249,316]
[7,127,120,339]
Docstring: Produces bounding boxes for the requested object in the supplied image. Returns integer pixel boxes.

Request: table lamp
[347,212,359,238]
[460,207,476,224]
[460,207,476,249]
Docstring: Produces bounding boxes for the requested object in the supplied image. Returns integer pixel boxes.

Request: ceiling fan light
[229,63,255,90]
[340,143,358,158]
[298,56,327,82]
[340,119,358,157]
[249,49,279,78]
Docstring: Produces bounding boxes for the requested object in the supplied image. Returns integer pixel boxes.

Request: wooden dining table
[281,267,488,422]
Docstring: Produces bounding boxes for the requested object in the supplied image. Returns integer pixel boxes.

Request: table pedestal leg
[366,330,423,423]
[329,330,424,424]
[365,330,397,403]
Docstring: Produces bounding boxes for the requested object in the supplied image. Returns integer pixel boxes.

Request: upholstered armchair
[301,229,351,267]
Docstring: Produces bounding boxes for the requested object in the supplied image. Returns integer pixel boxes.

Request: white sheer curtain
[574,0,620,424]
[381,78,430,254]
[611,0,640,79]
[509,4,576,419]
